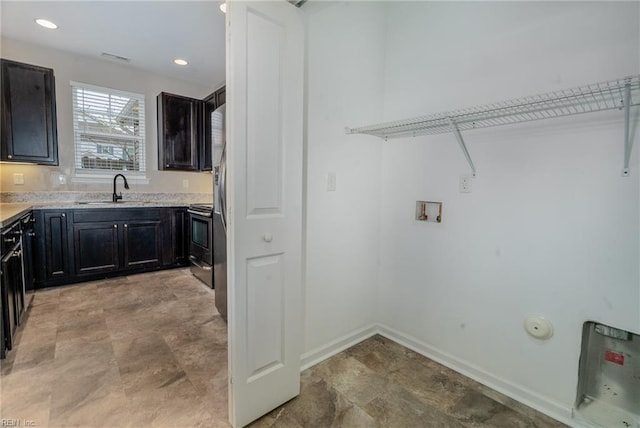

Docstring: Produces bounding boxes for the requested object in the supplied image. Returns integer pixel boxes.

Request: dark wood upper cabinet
[214,86,225,107]
[157,92,201,171]
[1,59,59,165]
[201,93,216,172]
[201,85,226,172]
[157,86,225,172]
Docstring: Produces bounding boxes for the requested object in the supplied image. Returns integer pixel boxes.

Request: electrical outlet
[182,179,189,189]
[327,172,336,192]
[13,173,24,185]
[459,174,472,193]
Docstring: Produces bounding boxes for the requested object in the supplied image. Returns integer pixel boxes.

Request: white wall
[302,1,386,359]
[0,38,216,195]
[377,1,640,419]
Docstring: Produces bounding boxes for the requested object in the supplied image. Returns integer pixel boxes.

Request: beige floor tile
[3,268,566,428]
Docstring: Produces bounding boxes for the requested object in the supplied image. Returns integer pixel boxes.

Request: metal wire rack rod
[623,83,633,177]
[346,76,640,176]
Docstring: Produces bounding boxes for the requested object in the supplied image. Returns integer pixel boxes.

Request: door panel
[227,1,304,426]
[246,11,283,216]
[247,254,284,379]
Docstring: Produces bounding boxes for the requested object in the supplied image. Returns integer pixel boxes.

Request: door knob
[263,233,273,243]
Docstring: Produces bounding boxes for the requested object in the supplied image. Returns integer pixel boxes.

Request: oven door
[188,210,213,287]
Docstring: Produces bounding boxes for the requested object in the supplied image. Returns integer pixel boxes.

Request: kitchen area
[1,2,231,425]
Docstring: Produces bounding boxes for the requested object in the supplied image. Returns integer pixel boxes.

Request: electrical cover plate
[575,322,640,428]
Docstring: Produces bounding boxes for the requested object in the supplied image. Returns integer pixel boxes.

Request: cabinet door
[201,94,215,172]
[21,219,36,294]
[1,59,58,165]
[171,208,188,265]
[43,211,71,280]
[73,222,120,276]
[157,92,200,171]
[214,86,226,107]
[1,248,21,351]
[123,220,162,269]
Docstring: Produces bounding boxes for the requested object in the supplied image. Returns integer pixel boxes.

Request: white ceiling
[0,1,226,88]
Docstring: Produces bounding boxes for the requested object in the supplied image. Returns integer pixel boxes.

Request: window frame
[70,81,149,183]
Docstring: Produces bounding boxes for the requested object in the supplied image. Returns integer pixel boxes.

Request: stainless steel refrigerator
[212,104,227,321]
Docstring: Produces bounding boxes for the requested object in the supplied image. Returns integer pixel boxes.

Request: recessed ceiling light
[219,3,227,13]
[173,59,188,66]
[35,18,58,29]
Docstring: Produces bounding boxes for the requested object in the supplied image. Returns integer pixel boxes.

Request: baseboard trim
[299,323,579,426]
[300,324,378,371]
[376,323,578,427]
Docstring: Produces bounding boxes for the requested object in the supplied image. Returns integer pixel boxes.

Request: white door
[225,1,304,427]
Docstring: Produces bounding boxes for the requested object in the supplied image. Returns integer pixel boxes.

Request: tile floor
[251,335,567,428]
[1,268,566,428]
[1,268,229,427]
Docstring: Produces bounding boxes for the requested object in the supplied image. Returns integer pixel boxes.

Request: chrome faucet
[112,174,130,202]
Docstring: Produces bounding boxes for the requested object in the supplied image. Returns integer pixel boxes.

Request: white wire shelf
[346,75,639,176]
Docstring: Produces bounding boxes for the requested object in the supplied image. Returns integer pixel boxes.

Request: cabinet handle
[7,155,12,159]
[61,213,66,217]
[124,224,128,228]
[114,224,118,228]
[166,164,170,167]
[27,232,36,237]
[3,237,17,244]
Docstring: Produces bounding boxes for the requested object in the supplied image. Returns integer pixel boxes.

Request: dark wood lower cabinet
[34,206,189,288]
[74,222,120,276]
[41,210,72,281]
[171,208,188,264]
[123,220,162,269]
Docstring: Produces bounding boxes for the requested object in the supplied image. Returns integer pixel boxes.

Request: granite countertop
[0,201,203,228]
[0,203,33,228]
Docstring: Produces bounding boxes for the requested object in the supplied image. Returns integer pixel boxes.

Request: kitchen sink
[75,201,133,205]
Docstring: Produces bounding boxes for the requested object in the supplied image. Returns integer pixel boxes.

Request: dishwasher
[1,221,24,357]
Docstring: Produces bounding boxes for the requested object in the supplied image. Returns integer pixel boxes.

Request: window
[72,81,146,179]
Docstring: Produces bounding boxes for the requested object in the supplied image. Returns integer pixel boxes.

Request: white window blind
[211,103,225,167]
[72,81,146,176]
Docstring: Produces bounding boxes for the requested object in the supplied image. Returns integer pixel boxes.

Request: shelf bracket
[448,118,477,176]
[622,83,634,177]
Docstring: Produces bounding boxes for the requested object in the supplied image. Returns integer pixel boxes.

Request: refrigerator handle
[218,144,227,232]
